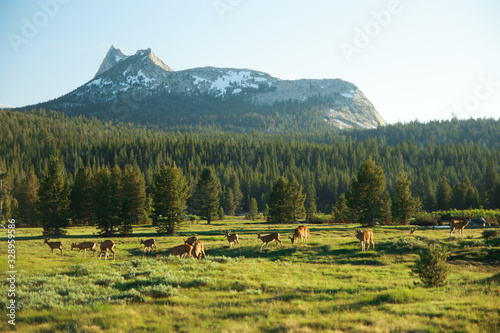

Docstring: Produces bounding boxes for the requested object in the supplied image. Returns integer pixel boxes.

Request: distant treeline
[0,108,499,223]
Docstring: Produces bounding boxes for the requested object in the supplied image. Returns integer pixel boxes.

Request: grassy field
[1,218,499,332]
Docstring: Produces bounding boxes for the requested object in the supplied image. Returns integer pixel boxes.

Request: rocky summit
[30,45,386,131]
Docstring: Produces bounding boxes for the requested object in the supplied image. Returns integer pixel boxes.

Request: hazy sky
[1,0,499,124]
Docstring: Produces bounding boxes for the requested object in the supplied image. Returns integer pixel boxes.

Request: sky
[1,0,499,124]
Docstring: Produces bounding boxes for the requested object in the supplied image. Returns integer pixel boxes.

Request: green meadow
[1,219,499,332]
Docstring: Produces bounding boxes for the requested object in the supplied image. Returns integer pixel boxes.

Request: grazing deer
[257,232,282,250]
[170,243,193,258]
[140,239,157,253]
[184,236,198,246]
[410,226,417,234]
[355,230,374,252]
[71,242,97,257]
[224,230,240,249]
[450,219,470,237]
[99,240,116,260]
[190,240,206,259]
[44,238,63,256]
[289,225,310,244]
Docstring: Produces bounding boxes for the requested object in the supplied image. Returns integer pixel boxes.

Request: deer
[355,230,374,252]
[189,240,206,259]
[71,241,97,257]
[450,219,470,237]
[99,240,116,260]
[410,226,417,234]
[224,230,240,249]
[184,236,198,246]
[257,232,282,250]
[289,225,310,244]
[170,243,193,258]
[44,238,63,256]
[140,239,157,253]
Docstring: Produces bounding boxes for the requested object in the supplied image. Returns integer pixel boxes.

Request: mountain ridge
[27,45,387,131]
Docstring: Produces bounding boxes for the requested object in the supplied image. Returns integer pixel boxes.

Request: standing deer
[99,240,116,260]
[257,232,282,250]
[170,243,193,258]
[44,238,63,256]
[71,242,97,257]
[450,219,470,237]
[289,225,310,244]
[190,240,206,259]
[140,239,157,253]
[224,230,240,249]
[355,230,374,252]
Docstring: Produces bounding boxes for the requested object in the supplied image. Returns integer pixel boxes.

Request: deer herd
[42,216,477,260]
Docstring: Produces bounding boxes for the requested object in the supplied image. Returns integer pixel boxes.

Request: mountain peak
[94,45,128,78]
[136,48,173,72]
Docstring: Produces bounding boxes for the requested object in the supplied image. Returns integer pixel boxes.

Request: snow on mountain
[34,45,386,129]
[0,103,17,109]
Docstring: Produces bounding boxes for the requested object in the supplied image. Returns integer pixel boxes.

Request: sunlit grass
[0,218,499,332]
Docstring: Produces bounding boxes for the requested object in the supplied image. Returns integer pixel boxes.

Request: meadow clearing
[1,218,499,332]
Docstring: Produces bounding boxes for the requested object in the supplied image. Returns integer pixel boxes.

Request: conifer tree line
[1,109,500,232]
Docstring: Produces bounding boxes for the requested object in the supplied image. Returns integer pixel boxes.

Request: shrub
[482,230,498,239]
[411,245,449,287]
[311,214,334,224]
[413,212,438,226]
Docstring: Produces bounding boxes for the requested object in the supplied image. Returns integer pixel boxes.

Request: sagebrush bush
[411,245,449,287]
[482,230,498,239]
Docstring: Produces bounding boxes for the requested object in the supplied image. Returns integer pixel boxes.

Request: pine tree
[228,173,243,213]
[479,160,498,209]
[346,158,389,225]
[224,187,236,216]
[38,158,71,235]
[436,176,451,211]
[151,163,190,235]
[391,171,419,224]
[246,197,259,220]
[304,178,317,222]
[194,167,221,225]
[17,171,39,227]
[268,177,290,224]
[288,176,306,222]
[70,167,93,226]
[119,164,147,236]
[92,167,121,236]
[333,193,351,223]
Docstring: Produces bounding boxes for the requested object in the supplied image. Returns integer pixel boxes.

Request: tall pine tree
[391,171,419,224]
[194,167,221,225]
[151,163,190,235]
[119,164,147,236]
[38,158,71,235]
[346,158,389,225]
[70,167,93,226]
[17,171,39,227]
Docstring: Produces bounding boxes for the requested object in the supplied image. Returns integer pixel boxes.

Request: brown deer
[184,236,198,246]
[257,232,282,250]
[410,226,417,234]
[355,230,374,252]
[224,230,240,249]
[190,240,206,259]
[140,239,157,253]
[450,219,470,237]
[99,240,116,260]
[71,242,97,257]
[44,238,63,256]
[170,243,193,258]
[289,225,310,244]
